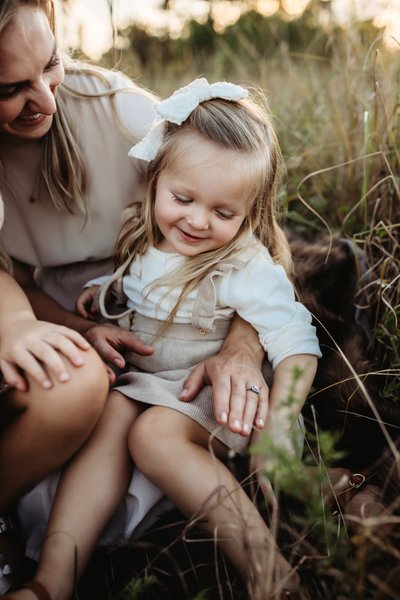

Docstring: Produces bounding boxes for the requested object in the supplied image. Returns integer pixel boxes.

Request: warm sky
[55,0,400,59]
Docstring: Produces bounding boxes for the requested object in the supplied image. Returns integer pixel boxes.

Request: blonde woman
[8,79,320,600]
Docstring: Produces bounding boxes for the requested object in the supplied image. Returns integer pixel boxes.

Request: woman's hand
[84,323,154,384]
[179,316,268,436]
[0,318,91,391]
[76,285,100,320]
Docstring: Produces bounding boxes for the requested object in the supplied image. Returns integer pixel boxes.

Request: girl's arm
[265,353,318,436]
[12,260,154,382]
[0,271,91,391]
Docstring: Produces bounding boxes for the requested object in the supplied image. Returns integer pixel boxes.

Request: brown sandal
[14,581,51,600]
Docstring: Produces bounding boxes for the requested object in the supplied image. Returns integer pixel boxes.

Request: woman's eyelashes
[0,85,22,100]
[0,54,60,101]
[45,54,61,71]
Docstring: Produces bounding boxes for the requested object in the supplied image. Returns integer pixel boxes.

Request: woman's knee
[15,347,108,441]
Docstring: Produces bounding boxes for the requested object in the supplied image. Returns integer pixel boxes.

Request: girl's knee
[128,407,173,473]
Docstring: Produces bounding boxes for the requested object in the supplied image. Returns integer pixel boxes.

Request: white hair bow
[128,78,248,162]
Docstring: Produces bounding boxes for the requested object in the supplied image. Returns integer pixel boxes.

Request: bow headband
[128,78,248,162]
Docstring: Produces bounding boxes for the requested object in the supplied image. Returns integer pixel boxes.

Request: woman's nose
[27,79,57,115]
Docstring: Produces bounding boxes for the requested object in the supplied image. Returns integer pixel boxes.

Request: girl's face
[0,5,64,139]
[154,133,250,257]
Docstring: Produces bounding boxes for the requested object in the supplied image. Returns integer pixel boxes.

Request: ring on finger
[246,383,261,395]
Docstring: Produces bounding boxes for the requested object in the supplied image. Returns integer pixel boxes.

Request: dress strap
[98,256,134,324]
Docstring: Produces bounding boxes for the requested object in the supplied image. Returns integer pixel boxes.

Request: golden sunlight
[211,1,243,33]
[281,0,312,17]
[256,0,280,17]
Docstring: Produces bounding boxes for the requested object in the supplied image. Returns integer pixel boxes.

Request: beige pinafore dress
[99,256,254,455]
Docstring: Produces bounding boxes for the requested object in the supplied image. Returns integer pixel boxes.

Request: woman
[0,0,269,581]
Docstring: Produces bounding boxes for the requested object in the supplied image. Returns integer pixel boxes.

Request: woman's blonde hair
[115,88,292,330]
[0,196,11,272]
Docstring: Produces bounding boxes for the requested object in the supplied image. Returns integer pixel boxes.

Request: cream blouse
[0,68,157,310]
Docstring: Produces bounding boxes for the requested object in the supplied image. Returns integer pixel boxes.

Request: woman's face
[0,5,64,139]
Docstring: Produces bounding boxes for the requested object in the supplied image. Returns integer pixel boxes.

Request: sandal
[0,515,24,595]
[9,580,52,600]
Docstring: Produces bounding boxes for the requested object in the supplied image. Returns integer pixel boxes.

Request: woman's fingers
[180,357,268,435]
[242,384,269,435]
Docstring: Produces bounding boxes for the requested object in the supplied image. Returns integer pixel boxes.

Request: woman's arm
[180,315,269,437]
[11,260,154,382]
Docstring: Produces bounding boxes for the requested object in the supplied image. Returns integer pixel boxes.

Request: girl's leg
[128,407,299,596]
[7,390,141,600]
[0,348,108,511]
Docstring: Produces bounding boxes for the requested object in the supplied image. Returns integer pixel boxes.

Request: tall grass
[87,10,400,599]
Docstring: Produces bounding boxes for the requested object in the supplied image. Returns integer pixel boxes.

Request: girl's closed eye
[172,193,192,204]
[215,209,235,220]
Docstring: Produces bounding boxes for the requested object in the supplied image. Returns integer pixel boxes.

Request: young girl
[9,79,320,600]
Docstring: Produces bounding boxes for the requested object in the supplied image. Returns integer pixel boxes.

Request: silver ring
[246,384,261,395]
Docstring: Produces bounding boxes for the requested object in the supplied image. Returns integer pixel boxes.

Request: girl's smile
[154,133,250,257]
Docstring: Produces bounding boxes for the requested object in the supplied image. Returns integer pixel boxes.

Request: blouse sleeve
[219,251,322,369]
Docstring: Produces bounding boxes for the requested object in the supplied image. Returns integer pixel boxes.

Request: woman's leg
[128,407,299,596]
[0,348,108,511]
[6,390,141,600]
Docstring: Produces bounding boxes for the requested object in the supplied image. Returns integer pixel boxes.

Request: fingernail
[59,372,70,382]
[218,411,228,424]
[42,379,52,388]
[242,423,250,435]
[256,418,265,429]
[74,355,84,365]
[232,419,241,430]
[114,359,124,367]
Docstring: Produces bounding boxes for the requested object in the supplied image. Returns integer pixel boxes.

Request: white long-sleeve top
[89,243,321,369]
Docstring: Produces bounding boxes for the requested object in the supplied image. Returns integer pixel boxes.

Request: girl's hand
[0,319,91,391]
[84,323,154,384]
[76,285,100,320]
[179,347,269,437]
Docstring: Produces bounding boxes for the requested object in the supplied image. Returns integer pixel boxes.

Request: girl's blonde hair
[0,0,147,217]
[115,89,292,329]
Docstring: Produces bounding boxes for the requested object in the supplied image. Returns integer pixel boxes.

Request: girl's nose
[187,206,209,229]
[27,79,57,115]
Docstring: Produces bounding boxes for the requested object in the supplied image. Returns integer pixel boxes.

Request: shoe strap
[23,580,52,600]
